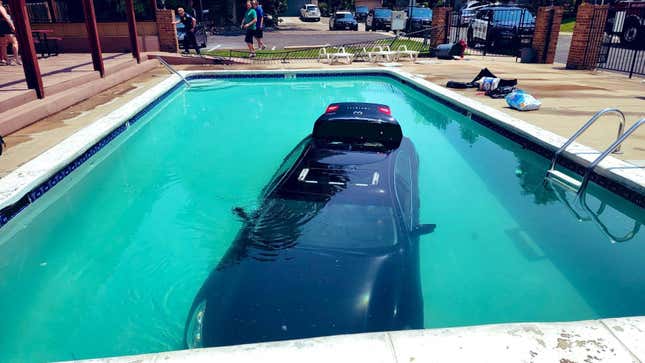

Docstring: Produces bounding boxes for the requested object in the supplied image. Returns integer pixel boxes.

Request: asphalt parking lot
[205,17,393,51]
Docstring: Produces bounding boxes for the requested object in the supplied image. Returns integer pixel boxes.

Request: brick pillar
[566,3,608,70]
[156,9,179,53]
[532,6,563,64]
[430,7,452,47]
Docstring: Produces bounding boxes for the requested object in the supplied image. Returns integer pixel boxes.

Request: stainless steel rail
[157,56,191,88]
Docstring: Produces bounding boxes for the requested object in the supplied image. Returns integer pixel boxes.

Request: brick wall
[430,7,452,48]
[532,6,563,64]
[566,3,608,70]
[156,9,179,53]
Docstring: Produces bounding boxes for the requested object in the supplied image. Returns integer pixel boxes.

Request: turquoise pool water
[0,75,643,362]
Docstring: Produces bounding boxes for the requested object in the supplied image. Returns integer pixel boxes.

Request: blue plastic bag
[505,89,541,111]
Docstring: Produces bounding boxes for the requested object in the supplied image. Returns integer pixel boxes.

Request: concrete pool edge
[58,316,645,363]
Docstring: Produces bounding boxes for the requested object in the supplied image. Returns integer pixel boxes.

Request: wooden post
[81,0,104,77]
[7,0,44,98]
[150,0,157,20]
[45,0,56,22]
[125,0,141,63]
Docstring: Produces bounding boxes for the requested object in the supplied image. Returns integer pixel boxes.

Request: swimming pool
[0,71,643,362]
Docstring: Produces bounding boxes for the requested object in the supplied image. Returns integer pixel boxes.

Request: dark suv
[355,5,369,22]
[366,8,393,31]
[183,103,435,349]
[606,1,645,49]
[329,11,359,30]
[467,6,535,50]
[406,7,433,32]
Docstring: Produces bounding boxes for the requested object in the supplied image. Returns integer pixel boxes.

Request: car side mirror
[412,223,436,236]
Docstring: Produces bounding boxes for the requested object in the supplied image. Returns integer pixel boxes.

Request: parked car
[175,19,207,50]
[606,0,645,49]
[366,8,393,31]
[406,7,432,32]
[459,1,487,25]
[329,11,359,30]
[355,5,369,22]
[467,6,535,50]
[183,103,435,349]
[300,4,321,22]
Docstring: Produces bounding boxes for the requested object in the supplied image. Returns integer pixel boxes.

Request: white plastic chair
[397,45,419,62]
[318,47,354,64]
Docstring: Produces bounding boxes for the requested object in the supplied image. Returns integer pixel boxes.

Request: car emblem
[353,111,363,115]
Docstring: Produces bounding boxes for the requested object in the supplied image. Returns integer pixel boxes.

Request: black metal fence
[587,4,645,78]
[447,7,537,57]
[208,28,435,64]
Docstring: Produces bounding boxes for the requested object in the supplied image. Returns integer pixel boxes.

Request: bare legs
[9,34,19,64]
[0,35,8,64]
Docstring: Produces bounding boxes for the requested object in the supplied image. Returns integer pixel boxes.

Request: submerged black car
[184,103,435,348]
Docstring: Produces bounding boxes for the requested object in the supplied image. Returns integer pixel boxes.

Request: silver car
[300,4,321,22]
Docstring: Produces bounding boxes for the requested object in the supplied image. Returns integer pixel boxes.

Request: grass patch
[561,17,576,33]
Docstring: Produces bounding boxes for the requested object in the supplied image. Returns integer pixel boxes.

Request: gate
[446,7,538,57]
[585,3,645,78]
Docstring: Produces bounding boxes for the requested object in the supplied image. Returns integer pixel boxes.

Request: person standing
[0,0,17,65]
[241,1,257,58]
[174,7,200,55]
[252,0,266,50]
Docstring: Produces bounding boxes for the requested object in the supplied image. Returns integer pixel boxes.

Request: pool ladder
[544,109,645,243]
[157,56,191,88]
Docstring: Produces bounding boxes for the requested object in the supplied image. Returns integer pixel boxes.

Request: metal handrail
[579,118,645,194]
[579,197,642,243]
[157,56,191,88]
[549,108,626,171]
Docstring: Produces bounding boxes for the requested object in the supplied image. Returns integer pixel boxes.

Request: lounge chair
[362,46,399,63]
[397,45,419,62]
[318,47,354,64]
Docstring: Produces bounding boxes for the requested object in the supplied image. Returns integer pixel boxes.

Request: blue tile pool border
[0,71,642,230]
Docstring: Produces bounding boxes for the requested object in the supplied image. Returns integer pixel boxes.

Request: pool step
[545,169,582,192]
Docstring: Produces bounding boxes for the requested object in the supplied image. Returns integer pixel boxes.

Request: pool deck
[62,316,645,363]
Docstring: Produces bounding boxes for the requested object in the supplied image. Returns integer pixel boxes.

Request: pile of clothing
[446,68,540,111]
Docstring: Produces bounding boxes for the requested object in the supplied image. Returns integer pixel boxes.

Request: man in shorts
[252,1,266,50]
[241,1,257,57]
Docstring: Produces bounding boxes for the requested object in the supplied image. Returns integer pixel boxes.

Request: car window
[251,198,398,249]
[338,13,354,19]
[374,8,392,17]
[356,6,368,12]
[411,8,432,18]
[262,138,310,197]
[394,151,412,230]
[493,9,534,24]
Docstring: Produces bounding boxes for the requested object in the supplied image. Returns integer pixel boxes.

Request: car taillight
[326,105,340,113]
[377,106,391,116]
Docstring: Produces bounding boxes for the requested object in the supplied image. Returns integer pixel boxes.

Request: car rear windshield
[337,13,354,19]
[411,8,432,18]
[356,6,368,12]
[374,8,392,17]
[250,198,398,249]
